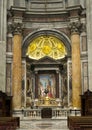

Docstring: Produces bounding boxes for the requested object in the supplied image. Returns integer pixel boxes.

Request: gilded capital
[69,21,82,34]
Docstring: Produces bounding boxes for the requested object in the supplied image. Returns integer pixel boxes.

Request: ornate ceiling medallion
[26,35,67,60]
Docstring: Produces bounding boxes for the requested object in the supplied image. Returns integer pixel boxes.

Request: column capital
[8,23,23,35]
[12,23,23,35]
[69,21,82,34]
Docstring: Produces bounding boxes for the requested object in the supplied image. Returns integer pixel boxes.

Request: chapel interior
[0,0,92,130]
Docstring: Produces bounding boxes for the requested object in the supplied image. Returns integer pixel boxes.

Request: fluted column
[12,23,23,110]
[70,22,82,108]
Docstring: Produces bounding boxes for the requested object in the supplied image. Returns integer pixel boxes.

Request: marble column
[70,22,82,108]
[12,23,23,110]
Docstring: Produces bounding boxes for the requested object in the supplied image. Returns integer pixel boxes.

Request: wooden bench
[0,117,20,130]
[67,116,92,130]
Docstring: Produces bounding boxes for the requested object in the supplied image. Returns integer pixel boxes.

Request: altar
[23,91,81,119]
[35,96,60,107]
[34,95,61,118]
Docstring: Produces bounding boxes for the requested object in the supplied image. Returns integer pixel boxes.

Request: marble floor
[17,119,69,130]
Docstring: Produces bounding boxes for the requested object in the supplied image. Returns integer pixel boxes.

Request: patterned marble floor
[17,119,69,130]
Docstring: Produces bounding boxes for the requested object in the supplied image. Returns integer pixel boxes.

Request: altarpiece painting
[38,74,56,98]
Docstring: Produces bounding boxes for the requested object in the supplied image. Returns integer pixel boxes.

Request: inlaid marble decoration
[81,35,87,52]
[82,61,88,92]
[68,62,72,106]
[6,63,12,95]
[18,119,69,130]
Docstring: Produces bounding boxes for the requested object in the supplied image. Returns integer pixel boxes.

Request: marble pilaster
[0,0,7,92]
[86,0,92,91]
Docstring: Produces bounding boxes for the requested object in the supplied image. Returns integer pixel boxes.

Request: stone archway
[22,29,71,108]
[22,29,71,57]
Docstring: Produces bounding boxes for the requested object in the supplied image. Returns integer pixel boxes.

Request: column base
[69,108,81,116]
[12,109,24,119]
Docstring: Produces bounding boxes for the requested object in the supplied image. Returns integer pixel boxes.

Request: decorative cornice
[10,6,26,12]
[66,5,83,12]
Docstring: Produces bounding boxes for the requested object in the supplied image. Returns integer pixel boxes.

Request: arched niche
[22,29,71,58]
[22,29,71,108]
